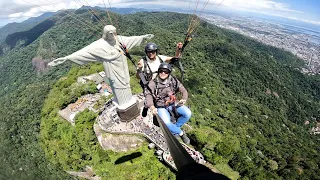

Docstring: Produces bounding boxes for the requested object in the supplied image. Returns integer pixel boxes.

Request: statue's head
[102,25,117,42]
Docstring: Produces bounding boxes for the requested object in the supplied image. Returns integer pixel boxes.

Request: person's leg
[140,80,149,117]
[175,105,192,128]
[174,106,191,144]
[139,80,145,92]
[157,108,182,135]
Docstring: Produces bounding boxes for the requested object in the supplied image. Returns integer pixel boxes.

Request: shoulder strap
[155,76,160,96]
[170,75,179,94]
[157,55,164,63]
[142,56,148,73]
[154,76,167,99]
[143,56,153,81]
[151,76,178,108]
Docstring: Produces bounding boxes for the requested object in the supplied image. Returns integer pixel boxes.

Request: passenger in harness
[136,42,182,83]
[144,63,191,144]
[136,42,183,117]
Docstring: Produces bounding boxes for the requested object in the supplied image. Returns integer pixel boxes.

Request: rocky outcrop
[67,166,100,180]
[94,124,144,152]
[32,57,47,73]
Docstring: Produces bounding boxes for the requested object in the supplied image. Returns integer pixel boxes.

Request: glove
[144,34,154,39]
[48,57,67,66]
[171,57,180,62]
[151,106,158,115]
[137,61,143,69]
[178,99,186,106]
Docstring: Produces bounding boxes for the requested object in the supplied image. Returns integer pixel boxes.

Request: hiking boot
[142,107,148,117]
[181,133,190,144]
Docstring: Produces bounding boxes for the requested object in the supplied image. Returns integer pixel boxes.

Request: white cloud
[8,12,22,18]
[278,15,320,25]
[215,0,303,13]
[247,10,320,26]
[1,0,303,18]
[1,0,318,27]
[199,0,320,25]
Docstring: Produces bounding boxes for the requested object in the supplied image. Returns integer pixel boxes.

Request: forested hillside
[0,9,319,179]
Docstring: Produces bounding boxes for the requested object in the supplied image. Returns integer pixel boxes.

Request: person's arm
[144,81,155,108]
[177,79,188,106]
[164,55,173,62]
[164,42,183,63]
[175,42,183,57]
[145,81,158,114]
[136,59,143,79]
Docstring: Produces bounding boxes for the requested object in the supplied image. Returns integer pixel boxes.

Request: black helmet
[145,43,158,53]
[158,63,172,73]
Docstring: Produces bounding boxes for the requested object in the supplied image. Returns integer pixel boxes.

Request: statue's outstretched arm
[143,34,154,39]
[48,57,68,66]
[121,34,154,50]
[47,41,104,67]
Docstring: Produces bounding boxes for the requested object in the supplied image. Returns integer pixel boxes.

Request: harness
[151,75,179,108]
[142,56,164,82]
[153,76,180,122]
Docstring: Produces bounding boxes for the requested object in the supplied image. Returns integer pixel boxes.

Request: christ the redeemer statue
[48,25,154,111]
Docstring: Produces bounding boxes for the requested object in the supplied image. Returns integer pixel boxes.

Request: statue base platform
[97,93,206,171]
[113,97,140,122]
[117,101,140,122]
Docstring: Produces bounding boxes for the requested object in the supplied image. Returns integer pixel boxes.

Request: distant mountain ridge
[0,19,56,55]
[0,7,156,56]
[83,6,153,14]
[0,8,319,180]
[0,12,56,45]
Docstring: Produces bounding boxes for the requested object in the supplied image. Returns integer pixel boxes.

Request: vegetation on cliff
[0,10,319,179]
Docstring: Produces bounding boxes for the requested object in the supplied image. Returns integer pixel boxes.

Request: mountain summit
[0,9,319,180]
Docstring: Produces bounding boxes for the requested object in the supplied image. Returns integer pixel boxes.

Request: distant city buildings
[203,14,320,75]
[78,71,113,96]
[309,122,320,135]
[58,94,102,125]
[58,72,113,125]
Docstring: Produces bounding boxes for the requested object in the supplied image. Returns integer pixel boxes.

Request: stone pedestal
[116,101,140,122]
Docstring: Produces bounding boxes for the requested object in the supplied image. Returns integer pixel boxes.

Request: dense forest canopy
[0,9,319,179]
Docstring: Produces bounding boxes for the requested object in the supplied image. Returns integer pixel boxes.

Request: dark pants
[140,80,149,117]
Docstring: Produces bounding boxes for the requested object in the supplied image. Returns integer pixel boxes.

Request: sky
[0,0,319,28]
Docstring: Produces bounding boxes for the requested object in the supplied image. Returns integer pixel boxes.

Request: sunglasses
[147,50,157,54]
[159,69,170,74]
